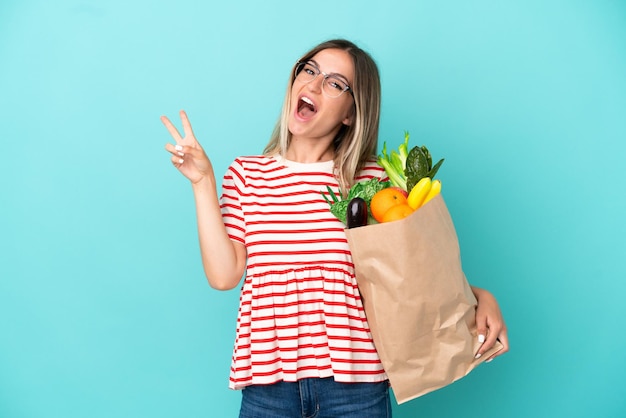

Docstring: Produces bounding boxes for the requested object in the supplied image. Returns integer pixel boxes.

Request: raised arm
[162,110,247,290]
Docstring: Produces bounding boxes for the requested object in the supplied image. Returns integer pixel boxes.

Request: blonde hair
[263,39,381,196]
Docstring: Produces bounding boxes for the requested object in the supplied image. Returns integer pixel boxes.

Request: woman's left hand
[471,286,509,361]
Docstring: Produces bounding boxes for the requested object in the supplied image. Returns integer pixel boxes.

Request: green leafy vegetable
[426,158,444,179]
[405,146,429,192]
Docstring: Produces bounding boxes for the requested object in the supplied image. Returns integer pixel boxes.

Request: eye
[303,62,318,76]
[326,76,347,91]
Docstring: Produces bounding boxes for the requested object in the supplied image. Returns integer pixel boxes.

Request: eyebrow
[308,59,352,85]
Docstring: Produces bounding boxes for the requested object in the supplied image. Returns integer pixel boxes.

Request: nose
[307,73,324,94]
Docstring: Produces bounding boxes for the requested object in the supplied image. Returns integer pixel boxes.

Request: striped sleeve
[220,159,246,244]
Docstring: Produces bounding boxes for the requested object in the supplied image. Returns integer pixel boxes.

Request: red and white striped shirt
[220,155,389,389]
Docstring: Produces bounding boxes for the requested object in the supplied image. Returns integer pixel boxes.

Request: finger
[171,154,185,167]
[480,327,501,355]
[179,110,195,139]
[486,329,510,362]
[161,115,183,143]
[475,319,505,359]
[165,143,186,157]
[474,313,488,358]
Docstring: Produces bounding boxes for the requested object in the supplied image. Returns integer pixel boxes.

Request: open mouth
[297,96,317,118]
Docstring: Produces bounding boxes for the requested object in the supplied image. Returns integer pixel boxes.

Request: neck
[285,138,335,163]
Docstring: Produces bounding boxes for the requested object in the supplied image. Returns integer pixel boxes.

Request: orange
[381,203,414,223]
[371,188,409,223]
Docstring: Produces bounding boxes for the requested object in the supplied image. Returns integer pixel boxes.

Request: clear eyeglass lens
[323,76,349,97]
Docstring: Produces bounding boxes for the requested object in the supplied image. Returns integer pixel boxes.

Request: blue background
[1,0,625,417]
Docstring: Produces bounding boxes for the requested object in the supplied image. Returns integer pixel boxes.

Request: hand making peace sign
[162,110,213,184]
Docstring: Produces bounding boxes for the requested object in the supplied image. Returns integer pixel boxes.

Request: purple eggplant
[346,197,368,229]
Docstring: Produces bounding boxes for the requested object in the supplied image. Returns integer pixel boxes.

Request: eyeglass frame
[294,60,354,98]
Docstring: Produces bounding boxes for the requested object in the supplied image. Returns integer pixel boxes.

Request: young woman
[163,39,509,417]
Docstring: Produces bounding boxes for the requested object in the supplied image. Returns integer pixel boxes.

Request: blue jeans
[238,377,392,418]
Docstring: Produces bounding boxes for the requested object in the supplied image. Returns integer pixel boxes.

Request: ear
[342,105,355,126]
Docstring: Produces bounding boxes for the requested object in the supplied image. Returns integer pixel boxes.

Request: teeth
[301,96,314,105]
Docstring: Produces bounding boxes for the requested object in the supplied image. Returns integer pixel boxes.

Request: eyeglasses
[294,61,353,98]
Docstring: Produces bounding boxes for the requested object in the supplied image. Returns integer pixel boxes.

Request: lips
[296,95,317,120]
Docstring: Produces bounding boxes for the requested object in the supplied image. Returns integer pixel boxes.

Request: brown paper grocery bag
[345,194,503,404]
